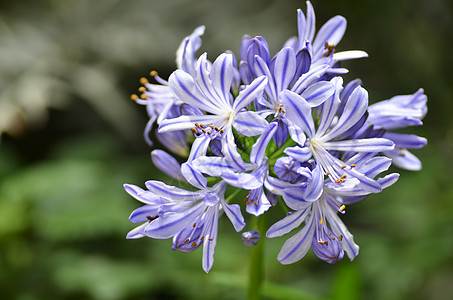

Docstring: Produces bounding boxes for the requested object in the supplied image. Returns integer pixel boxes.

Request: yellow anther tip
[130,94,139,101]
[150,70,158,77]
[139,77,149,85]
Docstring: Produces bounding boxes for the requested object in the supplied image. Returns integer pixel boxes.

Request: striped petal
[211,53,234,108]
[250,122,278,165]
[221,198,246,232]
[322,138,395,152]
[313,16,347,58]
[233,75,268,114]
[274,47,296,92]
[202,206,219,273]
[145,180,204,202]
[277,211,316,264]
[281,90,315,138]
[291,64,329,95]
[158,114,221,133]
[267,207,310,238]
[301,81,334,107]
[233,111,269,137]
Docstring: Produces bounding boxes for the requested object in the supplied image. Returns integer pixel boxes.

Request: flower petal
[169,69,222,114]
[316,76,343,137]
[202,206,219,273]
[221,198,246,232]
[211,53,234,108]
[124,184,161,204]
[274,47,296,92]
[277,211,316,264]
[233,111,269,137]
[158,114,221,133]
[284,146,312,162]
[312,16,347,58]
[126,222,148,239]
[301,81,334,107]
[383,132,427,149]
[333,50,368,61]
[267,207,310,238]
[233,75,268,114]
[181,162,208,190]
[250,122,278,165]
[321,86,368,141]
[322,138,395,152]
[191,156,236,177]
[222,127,246,171]
[145,180,203,202]
[151,150,186,182]
[384,149,422,171]
[291,64,329,95]
[281,90,315,138]
[145,203,205,239]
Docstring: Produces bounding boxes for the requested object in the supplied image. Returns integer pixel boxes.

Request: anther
[138,86,146,92]
[209,125,214,129]
[150,70,158,77]
[338,235,343,241]
[214,126,220,131]
[140,93,147,99]
[341,165,346,169]
[328,232,332,236]
[339,205,346,212]
[201,129,206,133]
[341,175,347,179]
[320,218,324,224]
[255,196,258,200]
[193,223,196,228]
[208,238,213,241]
[325,171,331,175]
[324,42,335,57]
[194,122,200,128]
[248,191,252,194]
[146,215,158,222]
[318,240,329,246]
[192,128,198,134]
[335,179,341,183]
[254,201,258,206]
[200,124,205,128]
[191,242,197,247]
[219,129,224,134]
[130,94,138,101]
[207,131,211,135]
[340,178,345,182]
[246,199,254,205]
[200,236,205,241]
[184,238,190,243]
[398,152,406,157]
[139,77,148,85]
[350,164,356,168]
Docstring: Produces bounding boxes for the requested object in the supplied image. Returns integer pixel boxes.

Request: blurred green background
[0,0,452,299]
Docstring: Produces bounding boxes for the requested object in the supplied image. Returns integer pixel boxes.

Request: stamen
[201,129,206,133]
[341,175,347,179]
[130,94,139,101]
[248,191,252,194]
[320,218,324,224]
[191,242,197,247]
[398,152,406,157]
[350,164,356,168]
[207,131,211,135]
[138,86,146,92]
[339,205,346,212]
[192,128,198,134]
[246,199,254,205]
[194,122,200,128]
[338,235,343,241]
[184,238,190,243]
[328,232,332,236]
[208,238,213,241]
[324,42,335,57]
[335,179,341,183]
[200,124,206,128]
[219,129,224,134]
[341,165,346,169]
[200,236,205,241]
[209,125,214,129]
[254,201,258,206]
[214,126,220,131]
[318,240,329,246]
[139,77,149,85]
[325,171,331,175]
[192,223,197,228]
[140,93,147,99]
[146,215,158,222]
[255,196,258,200]
[340,178,345,182]
[150,70,158,77]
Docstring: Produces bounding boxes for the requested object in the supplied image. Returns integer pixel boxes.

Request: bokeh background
[0,0,452,299]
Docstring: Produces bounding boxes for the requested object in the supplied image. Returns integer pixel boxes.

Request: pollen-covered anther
[140,93,147,99]
[208,238,213,241]
[339,205,346,212]
[150,70,158,77]
[325,171,331,175]
[138,86,146,92]
[324,42,335,57]
[184,238,190,243]
[208,125,214,129]
[200,236,205,241]
[341,165,346,169]
[246,199,254,205]
[318,240,329,246]
[341,175,347,179]
[200,124,206,128]
[192,128,198,134]
[207,131,211,135]
[340,178,345,182]
[139,77,149,85]
[192,223,197,228]
[248,191,252,194]
[320,218,324,224]
[219,129,224,134]
[254,201,258,206]
[201,129,206,134]
[338,235,343,241]
[277,105,286,114]
[130,94,139,101]
[214,126,220,131]
[398,152,406,157]
[146,215,158,222]
[191,242,197,247]
[335,179,341,183]
[350,164,356,168]
[194,122,200,128]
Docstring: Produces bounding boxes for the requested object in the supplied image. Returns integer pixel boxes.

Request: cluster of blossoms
[126,2,427,272]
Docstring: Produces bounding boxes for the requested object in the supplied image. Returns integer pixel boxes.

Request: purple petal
[145,180,203,202]
[333,50,368,61]
[250,122,278,165]
[291,64,329,95]
[313,16,347,58]
[145,203,205,239]
[211,53,234,108]
[233,111,269,137]
[151,150,186,182]
[246,189,272,216]
[126,222,147,239]
[384,149,422,171]
[124,184,161,204]
[232,76,268,114]
[221,170,264,190]
[181,162,208,190]
[221,198,246,232]
[129,205,159,223]
[274,47,296,92]
[222,127,246,171]
[322,138,395,152]
[280,90,315,138]
[242,230,261,247]
[321,86,368,141]
[303,164,324,201]
[277,211,316,264]
[169,70,222,114]
[301,81,335,107]
[383,132,427,149]
[202,206,219,273]
[284,146,312,162]
[267,208,310,238]
[316,77,343,137]
[176,26,205,76]
[158,114,221,133]
[191,156,236,177]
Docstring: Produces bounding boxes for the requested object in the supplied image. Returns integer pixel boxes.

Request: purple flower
[125,180,245,273]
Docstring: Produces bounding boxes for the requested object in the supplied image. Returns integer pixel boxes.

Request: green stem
[248,214,266,300]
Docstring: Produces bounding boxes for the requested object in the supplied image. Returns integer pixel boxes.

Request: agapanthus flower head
[124,1,427,272]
